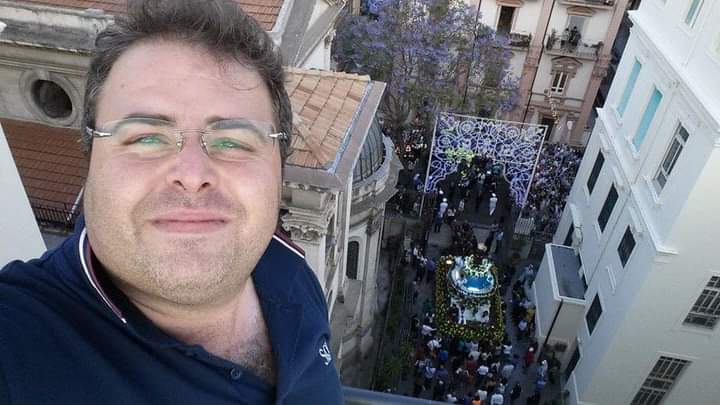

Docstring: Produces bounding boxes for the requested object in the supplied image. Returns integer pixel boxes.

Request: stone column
[512,0,555,122]
[572,58,609,145]
[571,0,630,145]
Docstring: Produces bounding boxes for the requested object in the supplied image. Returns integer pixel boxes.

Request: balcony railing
[344,386,447,404]
[545,33,602,60]
[31,201,80,231]
[508,32,532,48]
[560,0,614,8]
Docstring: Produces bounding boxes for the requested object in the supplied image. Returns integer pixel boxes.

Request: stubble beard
[89,188,277,308]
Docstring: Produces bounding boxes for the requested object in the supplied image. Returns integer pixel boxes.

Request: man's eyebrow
[122,113,175,124]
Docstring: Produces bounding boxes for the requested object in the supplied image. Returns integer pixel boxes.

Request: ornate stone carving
[283,222,325,242]
[365,207,384,235]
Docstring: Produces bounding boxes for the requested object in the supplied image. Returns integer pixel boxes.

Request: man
[0,1,342,404]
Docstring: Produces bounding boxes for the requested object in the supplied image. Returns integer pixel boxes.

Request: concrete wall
[0,123,45,264]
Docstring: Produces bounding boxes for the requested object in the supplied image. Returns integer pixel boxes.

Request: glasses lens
[111,120,176,160]
[205,120,275,162]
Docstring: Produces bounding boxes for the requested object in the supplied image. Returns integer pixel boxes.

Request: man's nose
[165,134,218,193]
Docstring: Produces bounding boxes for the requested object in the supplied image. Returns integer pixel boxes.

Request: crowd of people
[383,141,583,402]
[522,143,583,237]
[401,243,550,404]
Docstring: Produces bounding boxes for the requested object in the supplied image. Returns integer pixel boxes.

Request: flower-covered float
[435,254,505,344]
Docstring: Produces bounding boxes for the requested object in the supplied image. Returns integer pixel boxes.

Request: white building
[466,0,629,145]
[533,0,720,402]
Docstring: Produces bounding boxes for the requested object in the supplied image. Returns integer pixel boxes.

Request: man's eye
[210,138,254,151]
[128,134,169,145]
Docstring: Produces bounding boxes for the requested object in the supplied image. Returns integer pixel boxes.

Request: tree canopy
[334,0,519,143]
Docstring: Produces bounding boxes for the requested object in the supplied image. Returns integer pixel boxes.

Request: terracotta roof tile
[18,0,284,30]
[1,119,87,210]
[285,68,372,169]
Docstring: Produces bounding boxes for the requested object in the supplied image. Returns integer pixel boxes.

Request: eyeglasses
[86,117,287,162]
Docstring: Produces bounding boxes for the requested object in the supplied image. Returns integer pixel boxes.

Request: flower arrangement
[435,255,505,344]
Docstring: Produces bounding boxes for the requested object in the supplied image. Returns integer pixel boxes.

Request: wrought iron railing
[545,37,603,59]
[31,201,80,231]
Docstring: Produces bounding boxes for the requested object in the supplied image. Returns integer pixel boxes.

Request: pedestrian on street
[489,193,498,216]
[510,382,522,404]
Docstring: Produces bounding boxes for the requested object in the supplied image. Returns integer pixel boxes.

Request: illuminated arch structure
[424,112,547,208]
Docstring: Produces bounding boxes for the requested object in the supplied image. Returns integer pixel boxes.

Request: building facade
[467,0,630,146]
[533,0,720,402]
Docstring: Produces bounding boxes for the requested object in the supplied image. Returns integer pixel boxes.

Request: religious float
[435,254,505,344]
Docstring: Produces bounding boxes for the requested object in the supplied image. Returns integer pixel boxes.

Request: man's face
[83,40,282,306]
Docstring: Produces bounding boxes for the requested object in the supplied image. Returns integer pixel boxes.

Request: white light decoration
[424,112,547,208]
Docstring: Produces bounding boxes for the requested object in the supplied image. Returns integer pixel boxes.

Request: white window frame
[653,124,689,192]
[631,356,690,405]
[683,276,720,329]
[550,71,568,94]
[684,0,704,27]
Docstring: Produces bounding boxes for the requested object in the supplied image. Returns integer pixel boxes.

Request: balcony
[507,32,532,49]
[545,31,602,61]
[344,386,447,404]
[559,0,615,10]
[531,244,586,369]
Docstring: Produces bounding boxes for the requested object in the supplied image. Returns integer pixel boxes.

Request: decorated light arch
[423,112,547,208]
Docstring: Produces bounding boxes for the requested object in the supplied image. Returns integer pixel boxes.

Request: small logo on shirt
[319,341,332,366]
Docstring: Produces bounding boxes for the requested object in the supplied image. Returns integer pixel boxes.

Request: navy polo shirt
[0,226,342,404]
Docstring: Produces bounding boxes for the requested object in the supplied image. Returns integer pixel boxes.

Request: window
[31,80,73,119]
[566,15,587,35]
[684,0,703,27]
[585,294,602,334]
[683,276,720,328]
[654,125,689,192]
[551,71,568,93]
[484,64,503,88]
[586,151,605,194]
[565,345,581,380]
[631,356,690,405]
[541,116,555,139]
[346,241,360,279]
[564,222,575,246]
[597,185,618,232]
[497,6,516,36]
[617,226,636,267]
[633,87,663,149]
[618,60,641,116]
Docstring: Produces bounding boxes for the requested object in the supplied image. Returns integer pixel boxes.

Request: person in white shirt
[489,193,498,216]
[490,392,504,404]
[439,198,449,218]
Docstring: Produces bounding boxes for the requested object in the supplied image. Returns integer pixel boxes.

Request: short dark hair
[82,0,292,164]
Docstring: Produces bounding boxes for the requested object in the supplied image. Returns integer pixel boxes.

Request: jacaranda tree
[334,0,519,149]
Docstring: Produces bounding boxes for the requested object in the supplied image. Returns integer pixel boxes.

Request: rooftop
[285,68,372,170]
[0,118,87,211]
[16,0,285,30]
[549,244,585,299]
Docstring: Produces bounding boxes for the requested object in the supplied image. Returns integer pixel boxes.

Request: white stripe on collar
[272,234,304,258]
[78,228,127,324]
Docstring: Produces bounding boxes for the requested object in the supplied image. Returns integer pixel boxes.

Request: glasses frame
[85,117,288,161]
